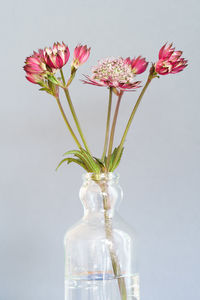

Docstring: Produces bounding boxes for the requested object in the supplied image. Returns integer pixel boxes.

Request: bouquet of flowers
[24,42,187,174]
[24,42,188,300]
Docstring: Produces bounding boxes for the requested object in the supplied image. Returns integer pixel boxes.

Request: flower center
[92,58,135,83]
[163,61,172,72]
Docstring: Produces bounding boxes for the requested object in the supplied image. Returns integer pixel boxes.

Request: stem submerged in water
[98,182,127,300]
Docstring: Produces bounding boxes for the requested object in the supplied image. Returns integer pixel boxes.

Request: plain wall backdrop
[0,0,200,299]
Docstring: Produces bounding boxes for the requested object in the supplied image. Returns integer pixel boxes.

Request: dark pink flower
[44,42,70,69]
[125,56,148,74]
[24,49,49,85]
[24,50,47,75]
[155,43,188,75]
[82,57,141,91]
[72,44,91,69]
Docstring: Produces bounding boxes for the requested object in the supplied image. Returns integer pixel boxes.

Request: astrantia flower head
[155,43,188,75]
[125,56,148,74]
[24,49,47,75]
[44,42,70,69]
[72,44,91,69]
[83,57,141,91]
[23,49,51,85]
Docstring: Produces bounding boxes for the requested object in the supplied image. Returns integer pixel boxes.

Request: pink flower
[44,42,70,69]
[24,49,50,85]
[82,57,141,91]
[155,43,188,75]
[24,50,47,75]
[72,44,91,69]
[125,56,148,74]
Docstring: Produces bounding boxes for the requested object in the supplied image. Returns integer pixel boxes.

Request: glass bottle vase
[64,173,140,300]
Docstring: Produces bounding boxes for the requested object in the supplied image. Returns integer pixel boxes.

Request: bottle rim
[82,172,120,182]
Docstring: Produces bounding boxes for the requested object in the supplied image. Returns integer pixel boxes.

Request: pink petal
[56,54,64,68]
[159,43,174,59]
[24,64,42,74]
[26,57,40,65]
[74,45,81,59]
[64,47,70,64]
[124,57,131,65]
[82,75,106,87]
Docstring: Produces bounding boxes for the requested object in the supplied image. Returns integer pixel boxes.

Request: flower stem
[60,68,66,85]
[112,72,154,169]
[98,182,127,300]
[60,69,91,154]
[101,88,113,161]
[106,91,123,169]
[55,96,82,150]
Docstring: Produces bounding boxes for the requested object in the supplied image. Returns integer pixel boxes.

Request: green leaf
[56,158,69,170]
[47,75,60,85]
[39,87,53,94]
[106,146,124,171]
[39,87,48,91]
[62,149,97,172]
[93,157,105,168]
[107,147,118,171]
[81,149,101,173]
[110,147,124,171]
[56,157,89,171]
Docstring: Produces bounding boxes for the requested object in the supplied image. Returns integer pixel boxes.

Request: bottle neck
[79,173,122,217]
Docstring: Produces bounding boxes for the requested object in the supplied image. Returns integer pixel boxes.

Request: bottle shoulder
[64,213,136,244]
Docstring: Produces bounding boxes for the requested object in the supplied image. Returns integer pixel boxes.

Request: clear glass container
[64,173,139,300]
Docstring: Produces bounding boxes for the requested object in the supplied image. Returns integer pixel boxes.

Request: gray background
[0,0,200,299]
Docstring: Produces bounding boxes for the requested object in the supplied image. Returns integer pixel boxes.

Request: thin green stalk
[60,69,91,154]
[106,91,123,169]
[60,68,66,85]
[101,88,113,161]
[112,73,154,169]
[55,96,82,150]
